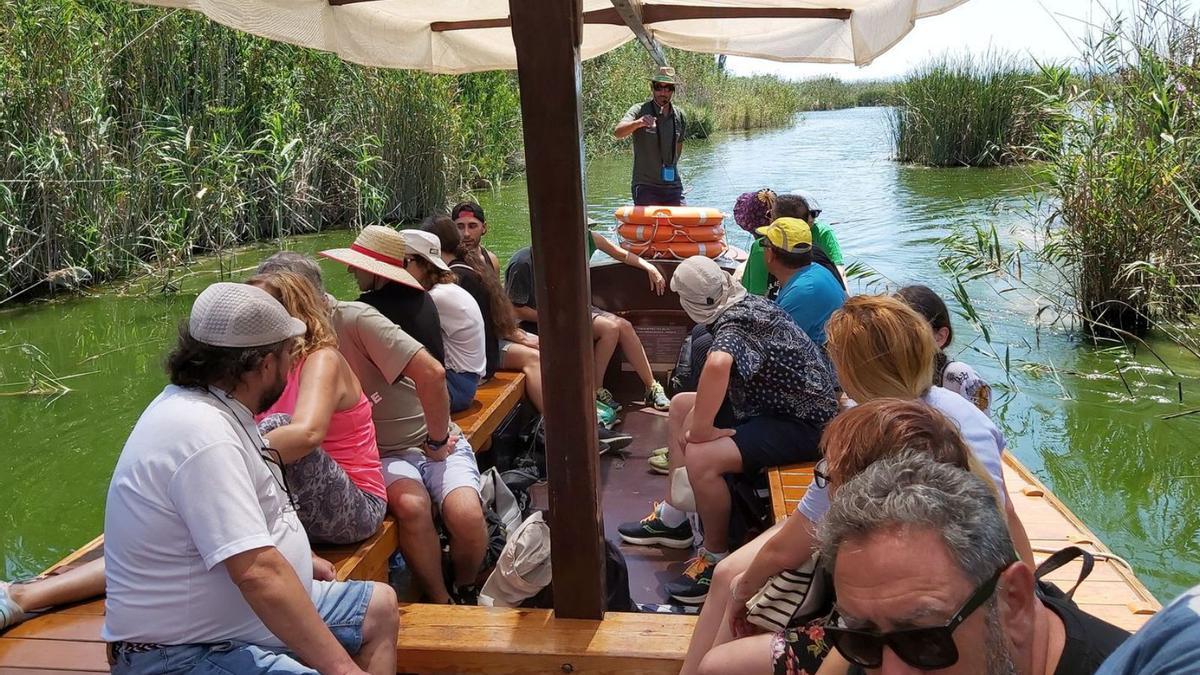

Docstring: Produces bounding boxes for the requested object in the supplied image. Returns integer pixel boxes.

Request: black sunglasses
[812,459,831,489]
[809,208,823,220]
[824,565,1008,670]
[653,83,675,91]
[261,447,297,510]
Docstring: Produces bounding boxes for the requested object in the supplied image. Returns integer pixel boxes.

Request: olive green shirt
[621,100,686,188]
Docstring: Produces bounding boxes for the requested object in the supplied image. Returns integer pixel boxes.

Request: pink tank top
[257,358,387,500]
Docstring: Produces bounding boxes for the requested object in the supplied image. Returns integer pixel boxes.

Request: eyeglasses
[261,447,297,510]
[813,459,831,489]
[653,83,675,92]
[823,565,1008,670]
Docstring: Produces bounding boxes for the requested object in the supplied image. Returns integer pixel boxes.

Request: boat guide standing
[613,66,687,206]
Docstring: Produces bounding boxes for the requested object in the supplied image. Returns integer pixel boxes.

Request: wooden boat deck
[767,453,1162,633]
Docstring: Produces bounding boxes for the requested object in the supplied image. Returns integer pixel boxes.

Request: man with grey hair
[818,453,1127,675]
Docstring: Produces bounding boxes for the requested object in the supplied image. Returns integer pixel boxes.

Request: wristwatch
[424,433,449,449]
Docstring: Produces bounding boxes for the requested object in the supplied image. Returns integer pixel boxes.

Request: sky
[724,0,1199,81]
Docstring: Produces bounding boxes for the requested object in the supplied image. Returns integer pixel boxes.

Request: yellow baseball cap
[755,217,812,251]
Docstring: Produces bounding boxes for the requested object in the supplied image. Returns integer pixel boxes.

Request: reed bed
[937,2,1200,344]
[1032,1,1200,337]
[889,53,1050,167]
[0,6,806,302]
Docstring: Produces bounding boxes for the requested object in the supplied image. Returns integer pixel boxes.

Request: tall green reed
[889,53,1051,166]
[1031,0,1200,337]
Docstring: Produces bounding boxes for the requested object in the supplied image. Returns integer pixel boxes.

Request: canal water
[2,107,1196,600]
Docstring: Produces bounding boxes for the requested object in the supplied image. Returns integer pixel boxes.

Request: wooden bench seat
[452,370,526,453]
[766,462,817,524]
[395,604,695,674]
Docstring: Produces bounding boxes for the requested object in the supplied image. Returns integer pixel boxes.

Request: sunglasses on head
[653,83,675,91]
[809,208,823,220]
[824,565,1009,670]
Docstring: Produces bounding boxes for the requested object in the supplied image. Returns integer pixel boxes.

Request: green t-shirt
[741,239,770,296]
[811,222,843,266]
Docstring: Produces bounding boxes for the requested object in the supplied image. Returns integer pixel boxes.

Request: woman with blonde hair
[682,295,1034,675]
[247,270,388,545]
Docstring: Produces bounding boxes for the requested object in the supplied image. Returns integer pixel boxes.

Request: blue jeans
[446,369,480,413]
[110,580,372,674]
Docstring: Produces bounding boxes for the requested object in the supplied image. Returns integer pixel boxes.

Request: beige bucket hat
[479,511,552,607]
[319,225,422,290]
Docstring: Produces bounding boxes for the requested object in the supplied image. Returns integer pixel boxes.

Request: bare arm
[225,547,364,675]
[816,651,851,675]
[686,351,733,444]
[512,305,539,324]
[264,350,343,463]
[403,348,451,441]
[590,232,665,294]
[676,141,684,161]
[614,116,650,139]
[486,250,500,276]
[1006,498,1036,568]
[732,513,818,605]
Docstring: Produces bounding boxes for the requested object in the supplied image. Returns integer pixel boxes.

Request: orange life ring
[614,205,724,228]
[617,223,724,243]
[620,239,728,260]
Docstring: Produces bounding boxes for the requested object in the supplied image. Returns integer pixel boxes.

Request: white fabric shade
[132,0,967,74]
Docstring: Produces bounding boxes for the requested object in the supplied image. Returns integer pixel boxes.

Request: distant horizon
[723,0,1199,82]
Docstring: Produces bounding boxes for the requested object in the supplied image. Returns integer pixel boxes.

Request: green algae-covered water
[2,107,1197,600]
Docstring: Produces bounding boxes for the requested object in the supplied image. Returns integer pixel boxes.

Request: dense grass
[889,54,1051,166]
[1032,1,1200,336]
[0,3,805,302]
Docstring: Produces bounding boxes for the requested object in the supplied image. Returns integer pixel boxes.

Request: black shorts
[632,183,684,206]
[731,415,823,474]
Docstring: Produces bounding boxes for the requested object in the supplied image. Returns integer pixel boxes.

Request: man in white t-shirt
[398,229,487,413]
[102,282,398,675]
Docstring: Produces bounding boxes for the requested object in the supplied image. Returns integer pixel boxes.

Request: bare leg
[697,633,776,675]
[386,478,450,604]
[501,343,544,413]
[666,393,697,475]
[614,315,656,388]
[7,558,106,611]
[441,487,487,589]
[354,581,399,675]
[681,523,782,675]
[591,315,620,385]
[684,437,743,554]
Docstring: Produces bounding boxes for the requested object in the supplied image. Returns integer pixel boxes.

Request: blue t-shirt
[775,264,845,345]
[1098,585,1198,675]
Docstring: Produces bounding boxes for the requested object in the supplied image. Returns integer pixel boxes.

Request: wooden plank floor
[767,453,1162,633]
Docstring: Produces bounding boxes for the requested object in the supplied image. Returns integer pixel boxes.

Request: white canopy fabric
[132,0,966,74]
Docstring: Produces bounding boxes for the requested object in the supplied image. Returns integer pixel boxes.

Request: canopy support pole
[611,0,669,67]
[510,0,607,621]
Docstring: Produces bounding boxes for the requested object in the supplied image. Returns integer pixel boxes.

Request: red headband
[350,243,407,268]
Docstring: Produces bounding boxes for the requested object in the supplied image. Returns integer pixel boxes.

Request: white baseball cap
[399,229,451,272]
[189,282,306,348]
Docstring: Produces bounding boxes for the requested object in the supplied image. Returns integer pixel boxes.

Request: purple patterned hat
[733,189,777,233]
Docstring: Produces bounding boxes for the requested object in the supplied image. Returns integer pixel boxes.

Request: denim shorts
[109,580,373,674]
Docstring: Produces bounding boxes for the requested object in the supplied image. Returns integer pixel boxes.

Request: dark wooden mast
[509,0,607,620]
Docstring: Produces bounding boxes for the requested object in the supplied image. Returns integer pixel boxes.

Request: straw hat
[319,225,422,290]
[651,66,677,85]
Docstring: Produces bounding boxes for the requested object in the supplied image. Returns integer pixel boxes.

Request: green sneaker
[596,387,622,413]
[596,400,618,428]
[648,453,670,474]
[646,381,671,411]
[650,446,669,457]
